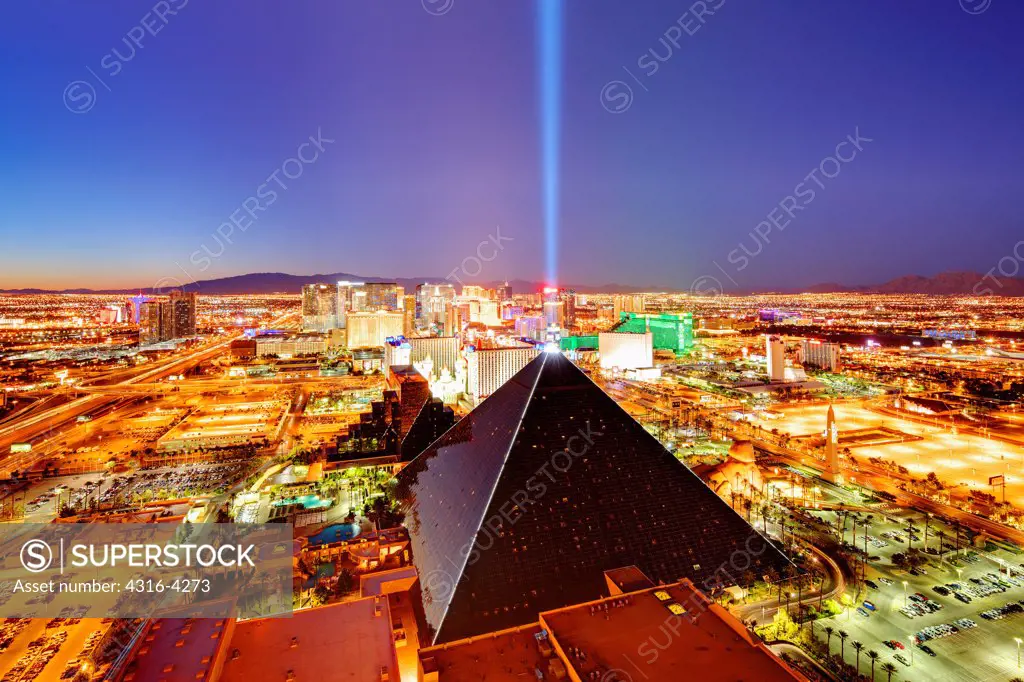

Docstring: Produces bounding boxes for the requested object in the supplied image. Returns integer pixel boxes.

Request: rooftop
[220,597,399,682]
[123,615,233,682]
[418,625,554,682]
[417,579,807,682]
[540,580,808,682]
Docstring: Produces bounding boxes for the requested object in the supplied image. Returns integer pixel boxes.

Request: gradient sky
[2,0,1023,291]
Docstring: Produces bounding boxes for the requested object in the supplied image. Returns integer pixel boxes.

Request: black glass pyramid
[394,351,790,644]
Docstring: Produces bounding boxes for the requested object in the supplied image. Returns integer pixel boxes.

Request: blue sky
[1,0,1022,290]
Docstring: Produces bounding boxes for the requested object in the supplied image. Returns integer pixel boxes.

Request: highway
[0,313,297,478]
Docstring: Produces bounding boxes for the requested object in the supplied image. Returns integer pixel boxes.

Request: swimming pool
[307,523,360,546]
[272,494,332,510]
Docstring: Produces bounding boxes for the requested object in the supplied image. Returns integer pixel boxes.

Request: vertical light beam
[537,0,563,286]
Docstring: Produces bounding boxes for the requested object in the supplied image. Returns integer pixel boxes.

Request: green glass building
[611,311,694,353]
[559,311,694,355]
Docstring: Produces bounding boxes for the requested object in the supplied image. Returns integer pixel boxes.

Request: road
[736,534,846,626]
[0,312,297,478]
[750,435,1024,548]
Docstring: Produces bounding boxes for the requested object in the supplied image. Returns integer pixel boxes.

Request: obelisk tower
[822,404,844,484]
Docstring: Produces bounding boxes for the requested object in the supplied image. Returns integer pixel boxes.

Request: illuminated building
[169,290,197,337]
[130,292,149,324]
[383,336,412,371]
[611,311,693,354]
[301,283,339,331]
[355,282,401,311]
[501,302,523,321]
[542,287,564,329]
[766,335,786,382]
[346,311,405,349]
[96,304,125,325]
[334,280,364,326]
[478,299,501,326]
[800,338,841,371]
[387,365,433,440]
[403,294,416,336]
[140,290,197,344]
[560,288,577,328]
[415,283,456,330]
[254,333,327,357]
[386,336,461,379]
[558,334,599,351]
[464,344,539,404]
[444,303,461,336]
[138,306,165,344]
[514,315,546,341]
[461,285,489,299]
[495,280,510,303]
[598,331,653,371]
[612,294,644,318]
[759,309,802,323]
[386,365,456,458]
[395,351,791,643]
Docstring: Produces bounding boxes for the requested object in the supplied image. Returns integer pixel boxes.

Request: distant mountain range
[0,272,660,296]
[803,271,1024,296]
[2,270,1021,296]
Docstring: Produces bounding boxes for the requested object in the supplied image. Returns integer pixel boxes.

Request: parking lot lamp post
[1016,637,1022,668]
[908,638,914,665]
[902,581,908,607]
[924,513,932,553]
[956,567,963,582]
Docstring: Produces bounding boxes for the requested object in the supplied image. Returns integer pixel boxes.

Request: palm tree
[824,625,835,652]
[760,503,772,533]
[852,640,865,674]
[866,650,880,681]
[881,661,897,682]
[838,630,849,660]
[861,516,873,580]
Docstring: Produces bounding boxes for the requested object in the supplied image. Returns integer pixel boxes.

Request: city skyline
[6,3,1024,681]
[4,1,1024,291]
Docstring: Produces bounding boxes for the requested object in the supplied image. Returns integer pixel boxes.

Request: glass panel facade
[397,352,790,644]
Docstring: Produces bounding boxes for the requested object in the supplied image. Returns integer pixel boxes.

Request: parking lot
[810,508,1024,681]
[17,461,253,522]
[0,618,106,682]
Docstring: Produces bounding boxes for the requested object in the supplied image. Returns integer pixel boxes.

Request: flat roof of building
[418,624,553,682]
[540,581,807,682]
[360,566,418,597]
[603,566,654,594]
[220,597,399,682]
[388,365,426,382]
[124,614,232,682]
